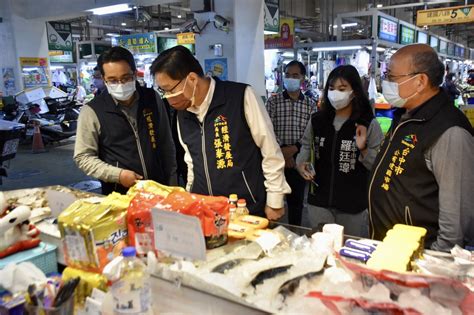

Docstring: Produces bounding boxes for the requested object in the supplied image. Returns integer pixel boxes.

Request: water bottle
[111,247,151,315]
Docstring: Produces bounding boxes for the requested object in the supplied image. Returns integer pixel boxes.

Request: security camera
[213,14,230,28]
[179,18,197,33]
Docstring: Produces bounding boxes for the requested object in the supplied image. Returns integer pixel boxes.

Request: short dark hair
[150,45,203,80]
[411,49,444,87]
[285,60,306,76]
[98,46,136,76]
[322,65,373,122]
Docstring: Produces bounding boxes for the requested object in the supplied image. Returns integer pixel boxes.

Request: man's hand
[296,162,315,180]
[265,205,285,220]
[281,145,298,160]
[285,157,296,169]
[119,170,143,188]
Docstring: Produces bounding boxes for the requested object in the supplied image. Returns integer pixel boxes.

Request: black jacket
[369,91,473,246]
[308,110,373,213]
[178,79,266,216]
[88,83,176,194]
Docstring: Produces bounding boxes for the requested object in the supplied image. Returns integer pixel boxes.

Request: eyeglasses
[382,72,420,82]
[104,74,135,86]
[154,77,185,98]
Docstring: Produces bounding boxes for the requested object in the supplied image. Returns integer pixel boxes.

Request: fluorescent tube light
[106,33,120,37]
[377,4,383,8]
[312,45,362,52]
[88,4,132,16]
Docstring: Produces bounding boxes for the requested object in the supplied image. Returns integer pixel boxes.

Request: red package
[127,191,164,256]
[157,191,230,248]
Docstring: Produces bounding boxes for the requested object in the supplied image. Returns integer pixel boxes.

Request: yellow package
[127,180,184,197]
[62,267,108,306]
[100,192,133,211]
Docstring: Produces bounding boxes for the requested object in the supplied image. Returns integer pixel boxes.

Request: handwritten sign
[151,208,206,261]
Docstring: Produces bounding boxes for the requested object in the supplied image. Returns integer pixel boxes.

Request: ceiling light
[264,30,279,35]
[365,46,386,52]
[333,23,358,29]
[177,14,182,19]
[121,22,127,26]
[87,4,132,15]
[106,33,120,37]
[377,4,383,8]
[164,27,170,30]
[312,45,362,52]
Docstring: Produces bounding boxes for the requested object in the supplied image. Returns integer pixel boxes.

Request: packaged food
[236,215,269,229]
[58,197,129,273]
[127,180,184,198]
[228,223,253,239]
[127,191,164,256]
[62,267,108,306]
[156,191,230,249]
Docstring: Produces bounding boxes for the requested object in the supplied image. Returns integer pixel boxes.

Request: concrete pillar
[0,0,49,94]
[193,0,266,98]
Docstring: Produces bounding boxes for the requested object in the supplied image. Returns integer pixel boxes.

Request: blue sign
[378,17,398,43]
[204,58,228,81]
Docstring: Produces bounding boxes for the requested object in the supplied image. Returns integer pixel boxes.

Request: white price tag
[151,208,207,261]
[46,189,77,217]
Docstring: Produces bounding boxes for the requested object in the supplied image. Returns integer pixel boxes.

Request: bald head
[391,44,444,88]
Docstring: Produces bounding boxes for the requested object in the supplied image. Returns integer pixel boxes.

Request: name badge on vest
[214,115,234,169]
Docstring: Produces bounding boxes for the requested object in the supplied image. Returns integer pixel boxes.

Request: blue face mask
[283,78,301,92]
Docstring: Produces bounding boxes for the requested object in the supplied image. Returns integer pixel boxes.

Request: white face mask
[382,75,419,108]
[328,90,352,110]
[106,81,136,101]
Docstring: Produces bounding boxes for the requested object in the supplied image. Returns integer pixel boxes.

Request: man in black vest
[369,44,474,251]
[74,47,176,194]
[150,46,290,219]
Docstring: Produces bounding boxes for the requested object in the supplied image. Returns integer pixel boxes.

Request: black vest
[308,111,373,213]
[88,83,166,194]
[369,91,474,246]
[178,79,266,216]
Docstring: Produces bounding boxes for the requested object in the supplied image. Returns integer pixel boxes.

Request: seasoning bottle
[229,204,237,221]
[229,194,238,206]
[236,199,249,217]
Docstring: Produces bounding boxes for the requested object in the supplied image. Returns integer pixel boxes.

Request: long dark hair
[321,65,373,123]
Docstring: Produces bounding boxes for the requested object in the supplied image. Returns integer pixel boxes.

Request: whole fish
[211,259,245,273]
[250,265,292,287]
[278,270,324,299]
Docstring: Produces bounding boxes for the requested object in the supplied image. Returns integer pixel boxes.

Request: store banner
[177,32,196,45]
[264,0,279,34]
[19,57,50,88]
[399,25,415,45]
[46,21,73,63]
[264,18,294,49]
[116,32,157,54]
[204,58,228,81]
[417,5,474,26]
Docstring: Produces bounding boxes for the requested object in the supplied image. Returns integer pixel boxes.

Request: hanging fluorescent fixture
[312,45,362,52]
[333,23,358,29]
[87,4,132,15]
[377,4,383,8]
[106,33,120,37]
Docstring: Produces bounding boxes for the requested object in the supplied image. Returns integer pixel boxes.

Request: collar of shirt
[187,76,215,123]
[283,90,304,101]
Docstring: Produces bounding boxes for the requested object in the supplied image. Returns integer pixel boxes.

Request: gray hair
[412,49,445,87]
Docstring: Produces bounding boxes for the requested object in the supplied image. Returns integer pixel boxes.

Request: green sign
[46,21,73,63]
[399,25,415,45]
[264,0,279,34]
[116,32,157,54]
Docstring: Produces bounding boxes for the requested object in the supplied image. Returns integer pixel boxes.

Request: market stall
[0,181,473,314]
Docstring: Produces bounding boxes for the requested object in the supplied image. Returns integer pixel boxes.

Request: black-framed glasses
[154,78,184,97]
[104,73,135,86]
[382,72,420,82]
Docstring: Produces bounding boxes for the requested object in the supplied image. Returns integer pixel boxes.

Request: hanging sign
[264,18,294,49]
[417,5,474,26]
[19,57,50,88]
[378,16,398,43]
[46,22,73,63]
[264,0,280,34]
[116,32,157,54]
[399,25,415,45]
[177,32,196,45]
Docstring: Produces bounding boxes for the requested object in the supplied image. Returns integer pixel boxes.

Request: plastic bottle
[111,247,151,315]
[229,204,237,221]
[229,194,238,206]
[236,199,249,217]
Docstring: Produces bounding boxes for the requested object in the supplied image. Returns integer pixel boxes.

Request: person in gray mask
[74,46,177,194]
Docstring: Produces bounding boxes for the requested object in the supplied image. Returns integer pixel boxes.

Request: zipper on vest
[242,171,257,204]
[328,130,338,207]
[368,118,424,239]
[125,118,149,179]
[200,122,213,195]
